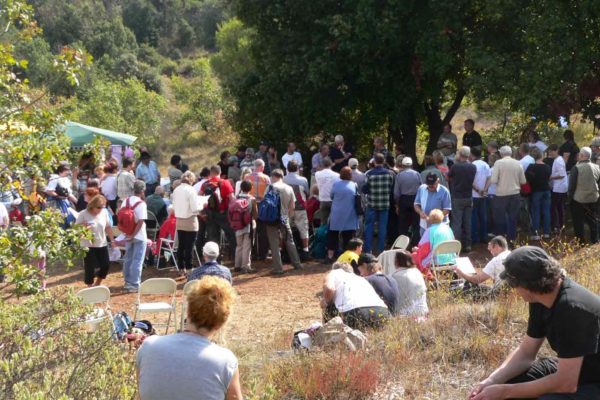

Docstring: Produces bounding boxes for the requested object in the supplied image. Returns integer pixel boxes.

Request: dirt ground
[44,243,492,350]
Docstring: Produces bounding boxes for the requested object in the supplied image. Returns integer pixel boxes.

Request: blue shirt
[136,161,160,185]
[394,168,422,199]
[187,261,232,284]
[414,184,452,222]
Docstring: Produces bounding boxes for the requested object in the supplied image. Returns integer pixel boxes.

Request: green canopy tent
[63,121,137,147]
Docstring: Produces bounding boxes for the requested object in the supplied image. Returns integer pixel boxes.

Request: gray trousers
[451,197,473,248]
[266,219,301,272]
[319,201,332,224]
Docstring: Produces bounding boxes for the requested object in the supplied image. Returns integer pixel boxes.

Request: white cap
[401,157,413,166]
[348,158,359,168]
[202,241,220,258]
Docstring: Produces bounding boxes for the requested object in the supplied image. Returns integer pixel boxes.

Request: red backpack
[117,198,143,236]
[227,198,252,231]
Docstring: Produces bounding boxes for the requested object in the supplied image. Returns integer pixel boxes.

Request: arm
[323,272,336,304]
[490,165,499,184]
[453,268,491,285]
[568,166,578,197]
[226,368,243,400]
[128,219,145,240]
[518,166,526,185]
[105,223,116,247]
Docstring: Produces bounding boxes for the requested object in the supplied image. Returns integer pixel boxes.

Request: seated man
[470,246,600,400]
[357,254,400,316]
[336,238,363,275]
[321,262,390,330]
[145,185,168,226]
[454,235,511,295]
[187,242,232,284]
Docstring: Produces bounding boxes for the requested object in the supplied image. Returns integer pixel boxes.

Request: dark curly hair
[503,256,563,294]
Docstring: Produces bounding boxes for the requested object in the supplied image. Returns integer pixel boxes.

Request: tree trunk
[388,107,418,162]
[424,88,466,154]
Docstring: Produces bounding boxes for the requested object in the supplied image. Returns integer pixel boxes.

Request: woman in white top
[391,250,429,317]
[322,262,390,329]
[172,171,200,273]
[75,195,116,287]
[234,167,253,197]
[528,131,547,154]
[137,276,242,400]
[46,162,77,225]
[100,161,118,213]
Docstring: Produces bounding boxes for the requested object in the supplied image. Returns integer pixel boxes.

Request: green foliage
[0,289,136,399]
[65,77,166,147]
[481,114,565,148]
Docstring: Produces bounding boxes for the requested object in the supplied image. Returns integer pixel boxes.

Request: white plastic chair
[134,278,177,334]
[179,280,198,331]
[377,249,403,275]
[392,235,410,250]
[155,231,201,271]
[430,240,462,287]
[76,286,113,333]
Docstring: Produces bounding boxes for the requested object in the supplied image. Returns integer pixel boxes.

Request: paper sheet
[455,257,476,274]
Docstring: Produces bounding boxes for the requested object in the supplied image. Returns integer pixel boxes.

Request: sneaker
[293,263,305,270]
[123,286,138,293]
[530,235,541,241]
[241,267,254,274]
[270,270,285,276]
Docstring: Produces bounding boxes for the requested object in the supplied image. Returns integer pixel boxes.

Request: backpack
[310,224,328,259]
[112,311,133,340]
[202,180,222,211]
[117,198,142,236]
[258,185,281,224]
[228,197,252,231]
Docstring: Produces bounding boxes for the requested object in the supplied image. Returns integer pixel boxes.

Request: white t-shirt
[193,178,208,194]
[391,267,429,317]
[0,202,8,227]
[281,152,303,170]
[328,269,387,313]
[120,196,147,241]
[472,160,491,198]
[315,168,340,202]
[550,155,568,194]
[482,250,511,285]
[530,140,548,153]
[76,209,111,248]
[46,175,72,195]
[100,175,118,201]
[519,155,534,172]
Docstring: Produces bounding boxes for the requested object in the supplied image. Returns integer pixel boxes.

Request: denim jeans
[123,239,146,289]
[493,194,521,241]
[451,197,473,248]
[530,190,551,235]
[364,207,389,254]
[471,197,488,243]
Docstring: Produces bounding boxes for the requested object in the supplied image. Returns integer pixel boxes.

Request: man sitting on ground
[357,254,400,316]
[336,238,363,275]
[470,246,600,400]
[187,242,232,284]
[454,235,511,293]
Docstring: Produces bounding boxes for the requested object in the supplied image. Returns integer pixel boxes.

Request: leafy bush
[481,113,565,148]
[0,289,136,399]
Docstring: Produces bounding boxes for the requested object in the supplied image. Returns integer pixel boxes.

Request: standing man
[201,165,237,260]
[437,123,458,163]
[394,157,422,246]
[311,144,329,175]
[136,152,161,197]
[559,130,579,172]
[568,147,600,244]
[245,159,271,260]
[414,173,452,235]
[329,135,353,172]
[266,169,304,274]
[239,147,256,171]
[590,137,600,166]
[255,141,271,176]
[462,119,483,152]
[315,157,340,224]
[471,147,492,244]
[281,142,303,172]
[121,180,148,293]
[117,157,136,204]
[519,143,534,172]
[373,137,389,158]
[470,246,600,400]
[548,144,568,232]
[490,146,526,242]
[362,153,395,254]
[283,160,310,260]
[348,158,366,192]
[448,147,477,252]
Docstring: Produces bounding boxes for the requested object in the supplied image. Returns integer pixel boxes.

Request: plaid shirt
[187,261,232,284]
[363,166,395,210]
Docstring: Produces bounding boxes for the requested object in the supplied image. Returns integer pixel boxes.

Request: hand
[469,378,496,399]
[471,384,507,400]
[110,242,117,248]
[420,212,427,219]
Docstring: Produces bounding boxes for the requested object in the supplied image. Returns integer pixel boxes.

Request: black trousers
[177,230,197,271]
[571,200,598,244]
[83,246,110,284]
[508,357,600,399]
[397,195,419,246]
[327,230,355,253]
[206,210,236,259]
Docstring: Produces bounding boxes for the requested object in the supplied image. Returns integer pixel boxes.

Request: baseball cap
[500,246,551,282]
[202,241,220,258]
[348,158,359,168]
[425,173,439,185]
[401,157,413,166]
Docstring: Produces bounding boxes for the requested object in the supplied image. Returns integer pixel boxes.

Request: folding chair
[430,240,462,287]
[134,278,177,334]
[377,249,403,275]
[179,280,198,331]
[392,234,410,250]
[155,231,202,271]
[146,210,159,243]
[76,286,114,333]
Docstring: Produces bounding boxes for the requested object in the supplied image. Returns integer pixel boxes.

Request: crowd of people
[3,119,600,399]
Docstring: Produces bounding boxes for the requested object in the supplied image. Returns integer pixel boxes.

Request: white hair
[580,146,592,160]
[334,135,344,144]
[499,146,513,157]
[458,146,471,159]
[254,158,265,168]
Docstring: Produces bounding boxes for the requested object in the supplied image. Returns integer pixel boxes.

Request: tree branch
[442,87,466,125]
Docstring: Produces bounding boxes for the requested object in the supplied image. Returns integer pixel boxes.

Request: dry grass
[233,243,600,400]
